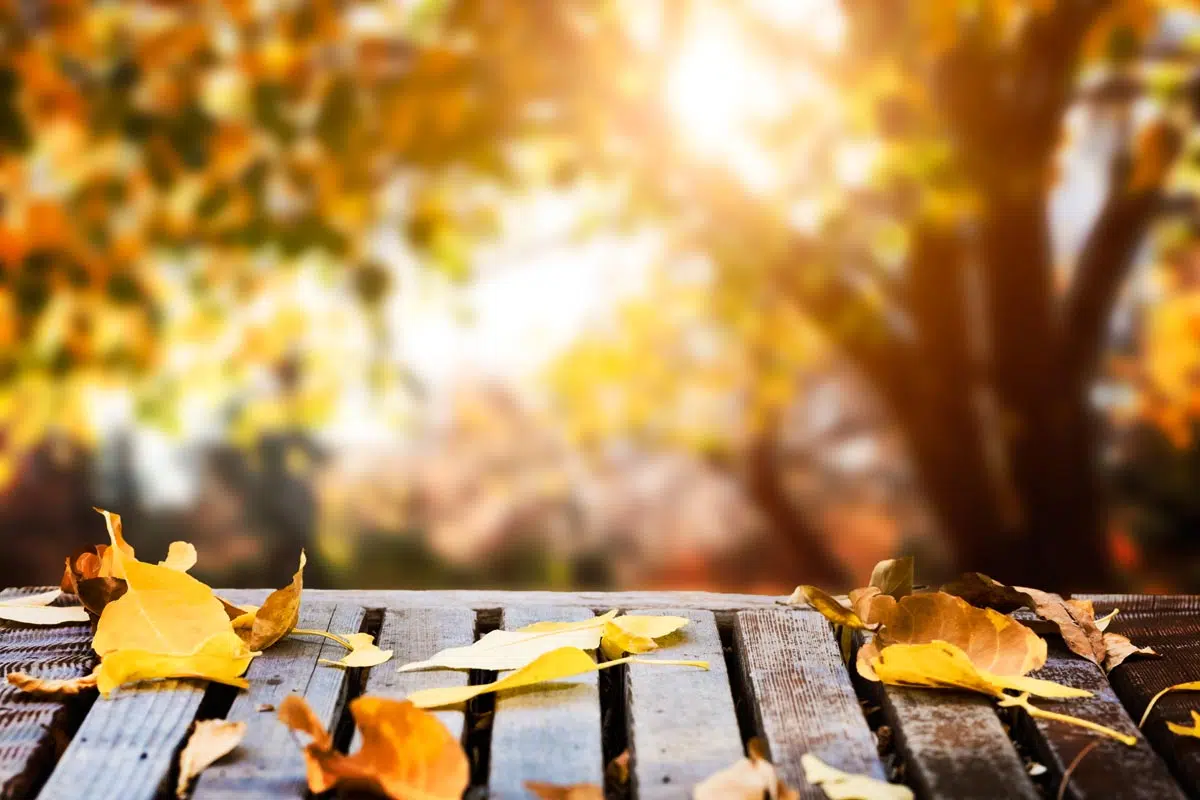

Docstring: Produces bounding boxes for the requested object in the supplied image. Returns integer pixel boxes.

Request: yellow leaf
[279,695,468,800]
[176,720,246,798]
[869,641,1088,700]
[0,591,89,625]
[600,619,656,660]
[230,607,259,631]
[788,585,872,630]
[244,552,305,651]
[607,615,689,640]
[159,542,198,573]
[801,753,913,800]
[96,631,256,696]
[406,646,707,709]
[515,610,620,634]
[524,781,604,800]
[867,556,914,600]
[1167,710,1200,739]
[94,508,135,579]
[1095,609,1119,632]
[399,612,617,672]
[320,633,393,669]
[7,670,98,696]
[1139,681,1200,727]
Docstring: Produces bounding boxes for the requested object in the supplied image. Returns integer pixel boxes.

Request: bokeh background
[3,0,1200,593]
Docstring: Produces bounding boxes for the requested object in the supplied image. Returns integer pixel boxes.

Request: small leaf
[1095,609,1119,632]
[0,591,89,625]
[244,551,305,651]
[406,646,707,709]
[694,743,798,800]
[1139,681,1200,728]
[95,631,256,696]
[176,720,246,798]
[525,781,605,799]
[868,556,914,600]
[1167,710,1200,739]
[794,586,873,630]
[320,633,393,668]
[1103,632,1157,672]
[278,695,468,800]
[400,612,617,672]
[7,670,98,696]
[801,753,914,800]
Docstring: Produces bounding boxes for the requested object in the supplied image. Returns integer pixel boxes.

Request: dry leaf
[1017,590,1107,667]
[406,646,707,709]
[1095,609,1119,632]
[1102,632,1157,672]
[76,577,128,618]
[61,549,104,594]
[1138,681,1200,727]
[794,586,873,631]
[693,743,798,800]
[400,612,617,672]
[244,552,305,651]
[257,703,275,712]
[940,572,1031,614]
[319,633,393,668]
[855,592,1046,680]
[95,631,255,696]
[95,508,136,578]
[868,556,914,600]
[525,781,605,799]
[176,720,246,798]
[0,591,90,625]
[7,670,98,696]
[870,641,1089,700]
[279,694,468,800]
[160,542,198,573]
[1167,710,1200,739]
[801,753,914,800]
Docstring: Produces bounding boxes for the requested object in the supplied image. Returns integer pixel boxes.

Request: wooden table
[1,588,1199,799]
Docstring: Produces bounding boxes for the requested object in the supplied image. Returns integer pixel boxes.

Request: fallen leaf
[319,633,393,668]
[941,572,1032,614]
[7,671,98,696]
[0,591,90,625]
[95,508,136,578]
[160,542,198,573]
[1016,590,1107,667]
[257,703,275,712]
[601,619,657,661]
[801,753,913,800]
[1167,710,1200,739]
[694,741,798,800]
[61,549,104,594]
[1102,632,1157,672]
[605,749,630,789]
[95,631,256,696]
[219,597,255,623]
[176,720,246,798]
[598,615,688,659]
[869,641,1089,700]
[525,781,605,799]
[1095,609,1119,632]
[868,556,914,600]
[406,646,707,709]
[243,552,305,651]
[400,612,618,672]
[516,611,619,634]
[794,585,874,631]
[279,694,468,800]
[1138,681,1200,727]
[855,592,1046,680]
[75,577,128,617]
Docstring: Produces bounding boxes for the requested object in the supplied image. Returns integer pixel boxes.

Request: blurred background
[3,0,1200,594]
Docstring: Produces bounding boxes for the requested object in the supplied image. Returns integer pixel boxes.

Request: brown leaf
[1015,590,1107,667]
[792,585,874,630]
[694,741,799,800]
[868,556,914,600]
[605,749,630,790]
[1102,632,1157,672]
[7,671,98,696]
[525,781,605,799]
[244,551,305,651]
[76,577,127,617]
[941,572,1032,614]
[176,720,246,798]
[278,695,468,799]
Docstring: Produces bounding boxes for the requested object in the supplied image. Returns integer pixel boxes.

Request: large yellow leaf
[243,552,305,651]
[0,591,89,625]
[801,754,913,800]
[406,646,707,709]
[869,641,1088,700]
[95,631,255,696]
[279,694,468,800]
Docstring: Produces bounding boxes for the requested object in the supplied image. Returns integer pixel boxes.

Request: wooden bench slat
[218,589,785,612]
[1076,595,1200,616]
[735,609,885,798]
[875,684,1038,799]
[37,678,207,800]
[1017,642,1185,800]
[191,603,363,799]
[1088,608,1200,795]
[355,607,476,746]
[624,609,744,798]
[488,607,603,799]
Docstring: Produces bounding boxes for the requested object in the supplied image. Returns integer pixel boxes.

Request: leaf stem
[621,657,710,669]
[999,693,1136,746]
[290,629,354,650]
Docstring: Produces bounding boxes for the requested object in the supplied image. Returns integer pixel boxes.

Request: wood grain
[191,603,364,799]
[875,684,1038,799]
[355,606,476,746]
[1017,642,1184,800]
[488,607,604,799]
[735,609,885,798]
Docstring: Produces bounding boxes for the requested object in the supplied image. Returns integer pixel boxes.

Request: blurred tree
[1,0,1198,588]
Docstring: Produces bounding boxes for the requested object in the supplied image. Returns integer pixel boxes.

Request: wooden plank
[218,588,786,613]
[735,609,885,797]
[1015,642,1185,800]
[874,685,1038,800]
[355,607,476,746]
[38,679,208,800]
[1091,607,1200,795]
[0,589,95,800]
[191,603,364,799]
[1076,595,1200,615]
[488,607,603,799]
[624,609,744,799]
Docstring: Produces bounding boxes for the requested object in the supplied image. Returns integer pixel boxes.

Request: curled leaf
[941,572,1031,614]
[319,633,393,669]
[794,585,873,631]
[870,641,1089,700]
[1102,633,1157,672]
[244,551,305,651]
[1167,710,1200,739]
[525,781,605,799]
[406,646,707,709]
[0,591,90,625]
[75,578,128,618]
[159,542,198,573]
[95,631,256,696]
[7,670,98,696]
[1139,681,1200,728]
[94,508,136,579]
[279,695,468,800]
[801,753,913,800]
[599,615,688,659]
[176,720,246,798]
[868,556,914,600]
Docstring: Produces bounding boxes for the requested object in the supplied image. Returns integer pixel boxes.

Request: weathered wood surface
[218,588,785,612]
[191,603,363,799]
[38,678,208,800]
[1019,642,1184,800]
[355,606,476,745]
[1090,602,1200,796]
[735,609,886,797]
[624,609,744,799]
[875,684,1039,800]
[488,607,603,799]
[0,589,96,800]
